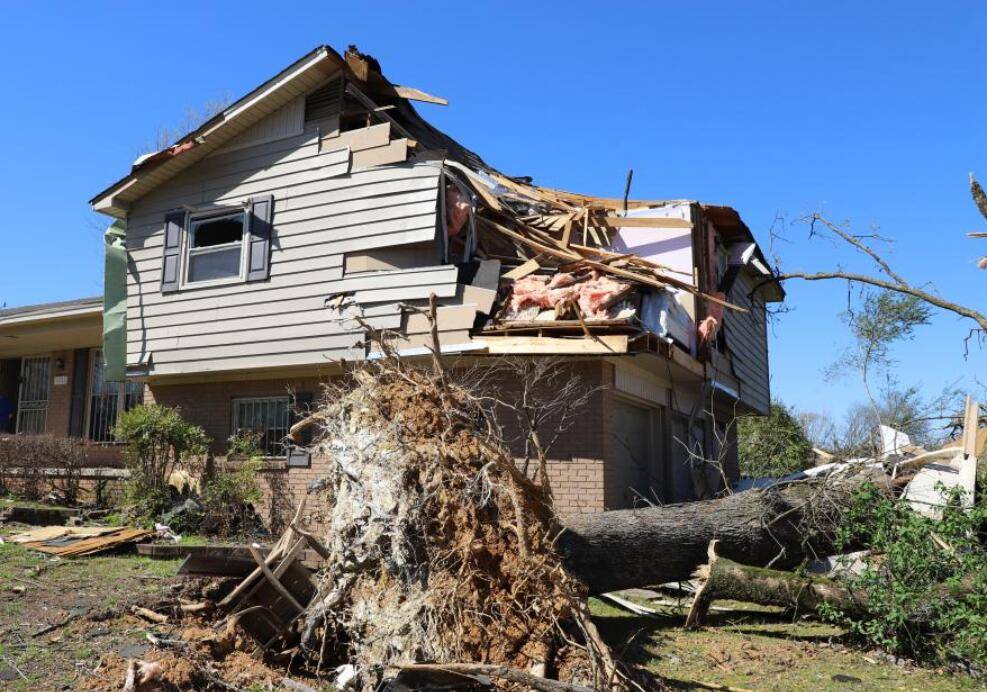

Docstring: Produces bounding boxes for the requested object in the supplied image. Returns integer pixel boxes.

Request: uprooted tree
[285,311,895,690]
[297,346,653,691]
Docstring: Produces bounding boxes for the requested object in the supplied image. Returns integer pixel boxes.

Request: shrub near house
[114,404,209,522]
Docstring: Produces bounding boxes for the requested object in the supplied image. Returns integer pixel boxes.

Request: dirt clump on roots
[300,356,657,690]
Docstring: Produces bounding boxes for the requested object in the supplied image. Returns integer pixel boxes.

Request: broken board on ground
[9,525,152,557]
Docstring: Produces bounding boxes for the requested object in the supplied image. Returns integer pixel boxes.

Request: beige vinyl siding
[95,54,342,217]
[724,268,770,414]
[125,100,454,375]
[211,95,305,155]
[126,166,438,256]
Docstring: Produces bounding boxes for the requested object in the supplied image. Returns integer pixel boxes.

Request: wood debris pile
[444,162,743,335]
[8,525,153,557]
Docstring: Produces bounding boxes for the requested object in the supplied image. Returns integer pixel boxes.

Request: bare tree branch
[806,214,907,285]
[971,172,987,221]
[761,270,987,333]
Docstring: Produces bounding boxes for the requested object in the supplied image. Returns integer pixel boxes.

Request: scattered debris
[9,525,152,557]
[131,606,169,624]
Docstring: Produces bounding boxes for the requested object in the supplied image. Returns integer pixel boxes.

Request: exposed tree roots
[300,354,658,690]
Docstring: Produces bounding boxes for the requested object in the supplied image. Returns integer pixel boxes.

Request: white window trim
[231,395,291,459]
[180,207,250,290]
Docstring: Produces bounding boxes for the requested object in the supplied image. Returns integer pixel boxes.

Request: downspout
[102,220,127,383]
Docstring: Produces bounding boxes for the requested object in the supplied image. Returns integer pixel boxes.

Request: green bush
[820,483,987,668]
[737,400,814,478]
[114,404,209,522]
[197,432,265,538]
[200,459,264,538]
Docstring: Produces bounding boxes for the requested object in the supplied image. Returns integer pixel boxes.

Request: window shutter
[287,391,313,468]
[246,195,274,282]
[161,210,185,293]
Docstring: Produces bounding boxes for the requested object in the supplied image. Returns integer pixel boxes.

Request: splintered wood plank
[561,217,574,248]
[393,85,448,105]
[247,544,305,613]
[961,396,978,458]
[503,258,541,280]
[479,334,629,354]
[445,161,503,211]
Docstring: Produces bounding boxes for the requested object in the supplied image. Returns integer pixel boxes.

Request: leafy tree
[737,400,814,478]
[821,483,987,668]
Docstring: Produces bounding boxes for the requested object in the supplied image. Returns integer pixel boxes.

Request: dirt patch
[79,651,198,691]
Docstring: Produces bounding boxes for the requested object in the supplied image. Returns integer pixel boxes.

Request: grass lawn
[0,531,181,690]
[0,517,979,691]
[591,598,981,691]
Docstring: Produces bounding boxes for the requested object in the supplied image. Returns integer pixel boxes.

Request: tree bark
[684,540,867,627]
[558,481,859,595]
[683,540,975,629]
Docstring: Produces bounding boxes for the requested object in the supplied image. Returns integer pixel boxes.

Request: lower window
[232,397,290,458]
[87,349,143,443]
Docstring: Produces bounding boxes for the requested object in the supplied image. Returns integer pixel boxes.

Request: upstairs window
[160,196,273,294]
[185,211,247,285]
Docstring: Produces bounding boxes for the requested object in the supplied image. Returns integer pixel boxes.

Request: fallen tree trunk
[558,480,864,594]
[683,540,977,629]
[684,541,867,627]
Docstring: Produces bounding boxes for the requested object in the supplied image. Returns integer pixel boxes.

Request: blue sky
[1,2,985,420]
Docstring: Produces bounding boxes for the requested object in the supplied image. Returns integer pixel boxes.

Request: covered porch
[0,298,138,447]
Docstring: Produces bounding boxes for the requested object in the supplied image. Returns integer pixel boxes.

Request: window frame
[180,207,250,289]
[84,348,143,444]
[231,395,292,459]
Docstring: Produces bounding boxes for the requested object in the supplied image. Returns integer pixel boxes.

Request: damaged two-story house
[89,45,783,522]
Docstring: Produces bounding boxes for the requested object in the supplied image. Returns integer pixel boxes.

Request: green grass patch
[590,597,980,691]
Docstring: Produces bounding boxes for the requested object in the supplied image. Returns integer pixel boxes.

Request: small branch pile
[300,355,648,691]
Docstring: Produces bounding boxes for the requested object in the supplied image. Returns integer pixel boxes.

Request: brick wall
[45,350,74,437]
[478,360,608,515]
[147,358,612,529]
[146,377,324,455]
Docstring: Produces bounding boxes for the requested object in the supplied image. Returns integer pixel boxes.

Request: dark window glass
[192,213,244,247]
[186,211,245,283]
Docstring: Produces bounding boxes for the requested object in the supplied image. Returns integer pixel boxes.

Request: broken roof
[90,44,783,308]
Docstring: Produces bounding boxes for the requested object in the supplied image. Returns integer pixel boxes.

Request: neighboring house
[0,298,138,464]
[88,44,783,522]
